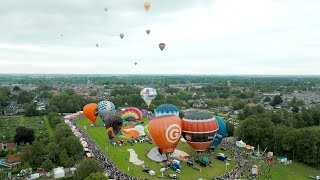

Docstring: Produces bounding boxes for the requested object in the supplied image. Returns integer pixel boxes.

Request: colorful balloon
[182,111,219,152]
[98,101,116,123]
[159,43,165,51]
[144,2,151,12]
[148,115,182,155]
[140,88,157,107]
[120,33,124,39]
[83,103,99,123]
[121,107,142,122]
[210,116,226,149]
[105,115,123,140]
[146,30,150,35]
[155,104,179,117]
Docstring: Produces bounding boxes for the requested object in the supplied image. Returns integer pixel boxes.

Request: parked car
[117,140,122,146]
[216,153,227,161]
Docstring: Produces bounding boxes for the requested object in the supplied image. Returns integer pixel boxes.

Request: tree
[59,149,69,167]
[23,102,39,117]
[225,121,235,136]
[65,157,75,168]
[54,123,73,143]
[46,142,60,163]
[75,159,104,179]
[85,172,109,180]
[41,158,54,172]
[263,97,271,102]
[59,136,83,158]
[271,95,283,106]
[18,90,33,104]
[47,105,59,113]
[89,91,98,96]
[14,126,35,145]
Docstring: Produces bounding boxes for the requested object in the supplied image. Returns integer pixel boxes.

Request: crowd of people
[71,120,148,180]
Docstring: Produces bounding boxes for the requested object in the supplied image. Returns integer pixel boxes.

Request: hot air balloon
[121,107,142,122]
[96,44,99,47]
[144,2,151,12]
[140,88,157,107]
[105,115,123,140]
[182,111,219,152]
[210,116,226,149]
[148,115,182,157]
[155,104,179,117]
[146,30,150,35]
[104,8,107,11]
[98,101,116,123]
[159,43,165,51]
[120,33,124,39]
[83,103,99,123]
[134,62,137,65]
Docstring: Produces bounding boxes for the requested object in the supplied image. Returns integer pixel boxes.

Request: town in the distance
[0,74,319,180]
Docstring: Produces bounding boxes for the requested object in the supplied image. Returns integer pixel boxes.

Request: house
[0,143,17,151]
[7,155,21,169]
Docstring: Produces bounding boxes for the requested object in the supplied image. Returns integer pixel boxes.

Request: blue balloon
[210,116,226,148]
[155,103,179,117]
[98,101,116,124]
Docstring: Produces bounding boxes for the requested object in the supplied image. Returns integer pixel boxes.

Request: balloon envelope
[144,2,151,11]
[98,101,116,123]
[105,115,123,140]
[148,115,182,154]
[210,116,226,148]
[140,88,157,107]
[155,104,179,117]
[83,103,99,123]
[182,111,218,152]
[159,43,165,51]
[146,30,150,35]
[121,107,142,122]
[120,33,124,39]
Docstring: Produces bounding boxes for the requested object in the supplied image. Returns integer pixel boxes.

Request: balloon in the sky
[144,2,151,12]
[159,43,165,51]
[182,111,219,152]
[104,8,107,11]
[83,103,99,123]
[148,115,182,155]
[210,116,227,149]
[120,33,124,39]
[61,34,63,37]
[155,104,179,117]
[134,62,137,65]
[146,30,150,35]
[96,44,99,47]
[98,101,116,123]
[121,107,142,122]
[105,115,123,140]
[140,88,157,107]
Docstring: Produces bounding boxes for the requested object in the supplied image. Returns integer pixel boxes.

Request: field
[76,117,237,180]
[0,116,52,142]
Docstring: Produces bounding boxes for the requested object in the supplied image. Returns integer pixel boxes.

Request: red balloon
[159,43,165,51]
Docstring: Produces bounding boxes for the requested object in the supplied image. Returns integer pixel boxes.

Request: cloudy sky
[0,0,319,75]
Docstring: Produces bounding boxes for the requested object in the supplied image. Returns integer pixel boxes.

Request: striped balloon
[182,111,218,152]
[121,107,142,122]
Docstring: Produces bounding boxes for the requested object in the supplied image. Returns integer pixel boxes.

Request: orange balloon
[148,115,182,154]
[144,2,151,12]
[83,103,99,123]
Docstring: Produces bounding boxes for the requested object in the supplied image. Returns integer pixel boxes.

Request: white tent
[53,167,65,179]
[236,140,246,148]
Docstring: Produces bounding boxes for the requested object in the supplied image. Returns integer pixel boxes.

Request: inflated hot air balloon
[155,104,179,117]
[134,62,137,65]
[105,115,123,140]
[120,33,124,39]
[121,107,142,122]
[140,88,157,107]
[83,103,99,123]
[148,115,182,156]
[104,8,107,11]
[182,111,219,152]
[144,2,151,12]
[96,44,99,47]
[159,43,165,51]
[146,30,150,35]
[98,101,116,123]
[210,116,226,149]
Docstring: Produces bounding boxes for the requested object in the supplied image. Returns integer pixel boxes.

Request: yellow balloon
[144,2,151,12]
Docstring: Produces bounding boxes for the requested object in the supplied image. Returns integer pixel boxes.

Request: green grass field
[0,116,51,142]
[76,117,237,180]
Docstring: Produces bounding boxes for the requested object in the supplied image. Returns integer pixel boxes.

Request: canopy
[236,140,246,148]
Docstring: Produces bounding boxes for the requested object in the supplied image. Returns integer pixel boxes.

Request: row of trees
[235,109,320,166]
